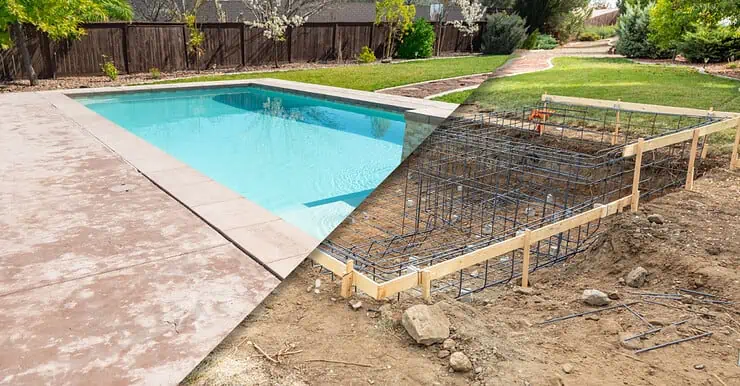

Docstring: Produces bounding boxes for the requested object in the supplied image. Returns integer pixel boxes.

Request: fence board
[54,25,125,76]
[127,24,187,73]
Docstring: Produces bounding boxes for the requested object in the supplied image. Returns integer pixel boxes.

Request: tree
[0,0,133,85]
[376,0,416,59]
[241,0,334,68]
[430,0,451,56]
[514,0,589,34]
[649,0,740,52]
[449,0,486,53]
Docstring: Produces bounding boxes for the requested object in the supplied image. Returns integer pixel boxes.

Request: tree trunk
[386,27,393,59]
[273,40,279,68]
[11,23,38,86]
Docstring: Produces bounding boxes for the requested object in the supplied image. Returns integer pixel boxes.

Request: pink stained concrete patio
[0,92,281,384]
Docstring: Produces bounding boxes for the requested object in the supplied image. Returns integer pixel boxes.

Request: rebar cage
[319,102,721,297]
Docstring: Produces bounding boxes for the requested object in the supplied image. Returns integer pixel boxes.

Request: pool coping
[39,79,457,280]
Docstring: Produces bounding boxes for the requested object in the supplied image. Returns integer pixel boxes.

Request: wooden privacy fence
[0,21,485,79]
[310,95,740,301]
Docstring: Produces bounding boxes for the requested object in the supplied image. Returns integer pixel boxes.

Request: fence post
[240,23,246,67]
[731,119,740,170]
[520,230,532,288]
[686,129,700,191]
[340,260,355,298]
[288,26,294,63]
[631,138,644,212]
[332,23,339,61]
[121,24,130,74]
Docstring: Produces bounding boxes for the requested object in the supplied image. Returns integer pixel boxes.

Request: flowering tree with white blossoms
[241,0,334,67]
[449,0,486,53]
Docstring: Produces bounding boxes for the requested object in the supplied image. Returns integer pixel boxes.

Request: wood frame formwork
[310,95,740,301]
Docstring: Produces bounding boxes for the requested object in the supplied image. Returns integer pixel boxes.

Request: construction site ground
[184,166,740,386]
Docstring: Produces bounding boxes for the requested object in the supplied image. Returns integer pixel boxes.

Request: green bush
[578,32,600,41]
[583,25,617,39]
[521,30,540,50]
[534,34,558,49]
[397,18,435,59]
[482,12,527,55]
[358,46,377,63]
[149,67,161,79]
[615,2,670,58]
[679,26,740,63]
[100,55,118,81]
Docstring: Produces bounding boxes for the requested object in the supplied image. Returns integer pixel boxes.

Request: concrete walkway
[379,39,620,99]
[0,92,281,385]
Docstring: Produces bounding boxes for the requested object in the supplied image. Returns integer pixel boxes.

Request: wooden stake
[421,270,432,301]
[686,129,700,191]
[631,138,644,212]
[521,230,532,288]
[700,107,714,159]
[731,119,740,170]
[612,99,621,145]
[340,260,354,298]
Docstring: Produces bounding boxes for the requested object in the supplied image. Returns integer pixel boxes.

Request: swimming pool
[77,86,406,239]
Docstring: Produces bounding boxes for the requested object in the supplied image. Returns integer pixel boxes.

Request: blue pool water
[77,86,406,239]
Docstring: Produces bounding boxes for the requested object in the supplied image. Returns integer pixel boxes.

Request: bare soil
[183,167,740,385]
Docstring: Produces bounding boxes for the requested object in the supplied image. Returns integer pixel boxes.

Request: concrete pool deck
[0,80,456,384]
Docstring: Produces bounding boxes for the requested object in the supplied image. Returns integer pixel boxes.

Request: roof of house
[130,1,469,23]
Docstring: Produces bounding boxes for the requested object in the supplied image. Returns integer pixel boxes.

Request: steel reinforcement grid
[319,102,721,298]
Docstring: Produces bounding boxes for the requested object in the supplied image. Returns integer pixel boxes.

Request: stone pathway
[0,92,281,385]
[378,39,620,100]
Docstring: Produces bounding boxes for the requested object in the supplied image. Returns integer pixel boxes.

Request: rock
[618,277,626,286]
[314,279,322,288]
[449,352,473,372]
[647,214,665,224]
[438,350,451,359]
[681,294,695,304]
[619,333,642,350]
[601,320,622,335]
[625,267,648,288]
[562,363,574,374]
[349,300,363,310]
[608,291,621,300]
[705,245,721,256]
[585,315,600,321]
[330,297,337,302]
[402,304,450,345]
[474,366,483,374]
[442,339,456,350]
[694,364,705,370]
[514,286,535,295]
[582,289,611,306]
[313,288,320,294]
[306,285,313,293]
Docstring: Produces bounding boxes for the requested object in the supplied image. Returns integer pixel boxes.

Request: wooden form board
[541,94,739,119]
[622,117,740,157]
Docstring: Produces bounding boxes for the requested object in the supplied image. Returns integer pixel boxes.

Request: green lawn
[156,55,510,92]
[436,57,740,152]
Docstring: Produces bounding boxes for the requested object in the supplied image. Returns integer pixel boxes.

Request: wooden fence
[0,22,485,79]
